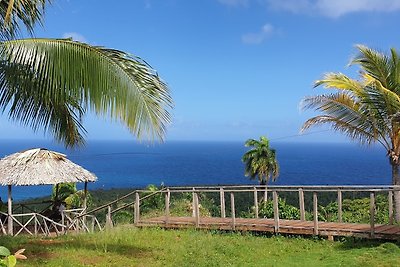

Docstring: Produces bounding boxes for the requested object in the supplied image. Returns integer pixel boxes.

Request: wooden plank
[313,192,318,235]
[137,215,400,239]
[299,188,305,221]
[379,226,400,235]
[374,225,398,234]
[273,191,279,232]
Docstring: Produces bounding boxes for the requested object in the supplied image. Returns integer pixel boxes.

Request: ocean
[0,140,392,200]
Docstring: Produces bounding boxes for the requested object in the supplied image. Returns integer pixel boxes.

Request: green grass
[0,227,399,266]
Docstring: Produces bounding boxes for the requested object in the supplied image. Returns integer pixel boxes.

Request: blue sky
[1,0,400,143]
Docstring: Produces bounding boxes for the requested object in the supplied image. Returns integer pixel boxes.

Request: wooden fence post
[194,192,200,228]
[337,189,342,223]
[263,186,268,202]
[61,212,65,235]
[105,205,113,230]
[34,214,38,236]
[299,188,305,221]
[388,191,394,225]
[313,192,318,235]
[273,191,279,232]
[134,192,140,225]
[230,192,236,230]
[254,187,259,219]
[165,189,170,225]
[370,192,375,238]
[220,188,226,218]
[192,188,196,217]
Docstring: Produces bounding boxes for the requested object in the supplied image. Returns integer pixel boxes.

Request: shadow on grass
[337,237,400,251]
[1,235,154,261]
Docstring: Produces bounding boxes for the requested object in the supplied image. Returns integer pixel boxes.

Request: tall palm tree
[242,136,279,186]
[0,0,173,147]
[301,45,400,222]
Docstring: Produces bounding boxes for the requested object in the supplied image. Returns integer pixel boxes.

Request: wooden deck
[138,216,400,240]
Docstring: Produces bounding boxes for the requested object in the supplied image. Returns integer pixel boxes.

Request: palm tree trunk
[391,162,400,222]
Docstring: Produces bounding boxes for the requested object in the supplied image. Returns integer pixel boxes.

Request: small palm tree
[242,136,279,185]
[301,45,400,222]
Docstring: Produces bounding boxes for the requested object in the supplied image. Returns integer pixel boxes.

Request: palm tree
[0,0,173,147]
[301,45,400,222]
[242,136,279,186]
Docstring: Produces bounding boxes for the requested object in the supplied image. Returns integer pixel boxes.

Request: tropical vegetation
[242,136,279,185]
[0,0,173,147]
[302,45,400,222]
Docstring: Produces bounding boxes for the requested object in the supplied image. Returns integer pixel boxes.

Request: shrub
[257,199,300,220]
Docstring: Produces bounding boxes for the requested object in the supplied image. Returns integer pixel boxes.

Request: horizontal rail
[81,188,168,217]
[111,189,166,215]
[135,185,400,194]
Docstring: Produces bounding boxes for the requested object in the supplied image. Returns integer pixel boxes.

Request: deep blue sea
[0,140,392,200]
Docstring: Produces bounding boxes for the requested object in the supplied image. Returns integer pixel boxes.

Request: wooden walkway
[138,216,400,240]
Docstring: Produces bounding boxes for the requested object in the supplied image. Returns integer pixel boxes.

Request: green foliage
[319,194,390,224]
[242,136,279,185]
[51,183,92,209]
[0,246,26,267]
[113,211,133,225]
[140,184,165,213]
[302,45,400,221]
[0,0,48,40]
[257,199,300,220]
[52,183,76,201]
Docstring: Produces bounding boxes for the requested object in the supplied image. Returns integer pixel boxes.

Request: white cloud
[265,0,400,17]
[218,0,249,7]
[62,32,87,43]
[242,23,275,44]
[144,0,151,9]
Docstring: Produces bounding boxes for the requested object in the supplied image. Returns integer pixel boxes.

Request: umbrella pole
[55,184,59,201]
[7,185,12,236]
[83,182,88,210]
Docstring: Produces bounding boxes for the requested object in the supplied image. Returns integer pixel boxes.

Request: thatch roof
[0,148,97,186]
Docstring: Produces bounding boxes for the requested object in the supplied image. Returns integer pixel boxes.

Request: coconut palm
[242,136,279,185]
[0,0,173,147]
[301,45,400,222]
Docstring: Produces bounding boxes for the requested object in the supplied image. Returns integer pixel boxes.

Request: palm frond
[301,92,390,149]
[302,115,379,146]
[351,45,391,88]
[0,38,173,146]
[314,72,363,94]
[0,0,48,40]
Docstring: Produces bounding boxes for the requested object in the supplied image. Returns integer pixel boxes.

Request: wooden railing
[2,185,399,238]
[132,185,400,238]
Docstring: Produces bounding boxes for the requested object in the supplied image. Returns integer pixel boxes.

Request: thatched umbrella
[0,148,97,235]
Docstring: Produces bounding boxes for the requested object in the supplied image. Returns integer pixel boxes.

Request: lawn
[1,226,399,266]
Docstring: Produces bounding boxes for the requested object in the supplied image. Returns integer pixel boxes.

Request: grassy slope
[1,227,399,267]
